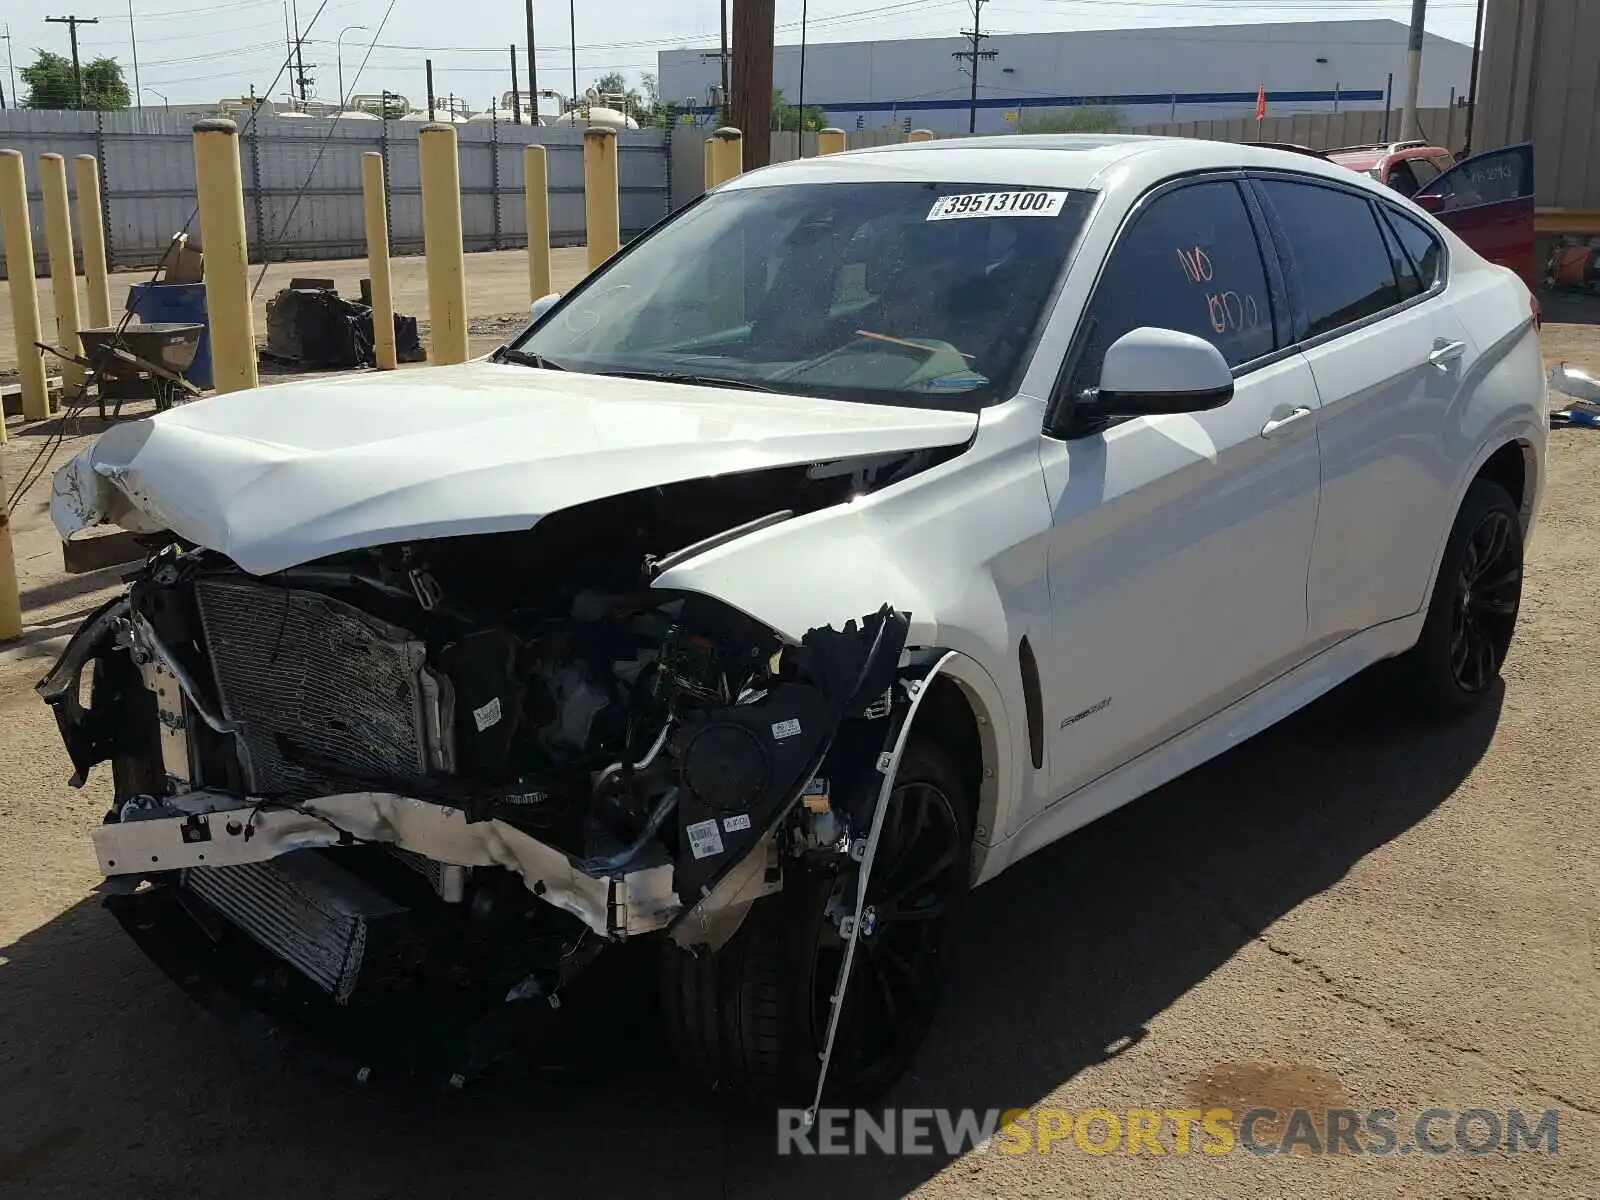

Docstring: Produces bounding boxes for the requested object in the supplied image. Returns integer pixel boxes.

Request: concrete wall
[0,109,669,277]
[660,19,1473,136]
[1476,0,1600,209]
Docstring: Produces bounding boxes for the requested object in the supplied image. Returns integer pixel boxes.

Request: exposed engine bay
[38,457,940,1087]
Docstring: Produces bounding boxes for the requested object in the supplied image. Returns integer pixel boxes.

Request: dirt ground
[0,300,1597,1198]
[0,246,594,375]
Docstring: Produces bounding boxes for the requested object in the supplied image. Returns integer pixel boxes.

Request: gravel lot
[0,298,1596,1199]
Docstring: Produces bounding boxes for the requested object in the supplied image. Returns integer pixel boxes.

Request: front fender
[652,505,937,645]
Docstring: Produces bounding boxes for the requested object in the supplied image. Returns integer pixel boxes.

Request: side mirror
[1413,192,1445,213]
[1095,327,1234,417]
[529,292,562,323]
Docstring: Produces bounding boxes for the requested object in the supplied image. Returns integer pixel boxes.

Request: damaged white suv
[41,135,1546,1105]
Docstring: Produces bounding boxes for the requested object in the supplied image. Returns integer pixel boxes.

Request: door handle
[1429,339,1468,368]
[1259,406,1313,438]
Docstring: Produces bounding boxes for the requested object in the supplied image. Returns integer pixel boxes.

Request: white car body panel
[51,134,1547,896]
[49,361,977,576]
[1036,352,1323,812]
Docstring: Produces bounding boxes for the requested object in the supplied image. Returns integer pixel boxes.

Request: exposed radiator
[193,577,454,798]
[182,852,408,1005]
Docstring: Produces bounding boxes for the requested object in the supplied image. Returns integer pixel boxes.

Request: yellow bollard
[418,123,469,366]
[703,138,714,191]
[817,127,847,156]
[0,508,20,643]
[192,119,258,393]
[709,126,743,186]
[74,155,112,328]
[39,154,85,397]
[524,144,551,301]
[583,127,620,272]
[908,129,935,143]
[360,152,397,371]
[0,150,49,426]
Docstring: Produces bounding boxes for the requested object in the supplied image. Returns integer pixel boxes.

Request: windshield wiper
[494,347,566,370]
[594,369,780,393]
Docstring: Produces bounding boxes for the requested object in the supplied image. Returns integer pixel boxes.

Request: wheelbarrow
[37,321,206,420]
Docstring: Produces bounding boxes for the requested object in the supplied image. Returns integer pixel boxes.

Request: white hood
[51,361,977,575]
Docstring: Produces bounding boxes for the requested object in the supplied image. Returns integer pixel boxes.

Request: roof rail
[1327,139,1432,155]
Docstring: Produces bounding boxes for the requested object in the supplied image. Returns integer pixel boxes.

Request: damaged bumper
[91,789,686,940]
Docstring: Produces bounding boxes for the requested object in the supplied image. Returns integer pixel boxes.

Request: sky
[0,0,1482,112]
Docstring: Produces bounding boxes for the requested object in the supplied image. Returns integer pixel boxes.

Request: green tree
[579,70,651,122]
[772,89,826,133]
[1014,105,1121,135]
[21,50,131,110]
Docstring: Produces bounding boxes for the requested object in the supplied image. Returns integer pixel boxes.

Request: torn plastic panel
[805,651,955,1122]
[670,606,910,947]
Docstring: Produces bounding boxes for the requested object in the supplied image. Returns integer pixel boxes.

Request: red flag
[1256,85,1267,121]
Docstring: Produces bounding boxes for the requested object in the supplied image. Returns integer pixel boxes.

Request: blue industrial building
[658,19,1473,135]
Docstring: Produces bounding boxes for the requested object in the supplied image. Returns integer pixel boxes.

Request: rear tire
[1386,478,1524,714]
[660,736,972,1102]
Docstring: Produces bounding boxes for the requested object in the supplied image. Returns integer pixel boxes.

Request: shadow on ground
[0,676,1501,1197]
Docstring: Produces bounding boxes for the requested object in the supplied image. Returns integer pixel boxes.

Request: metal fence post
[247,110,266,264]
[491,109,503,252]
[662,105,676,217]
[94,108,114,268]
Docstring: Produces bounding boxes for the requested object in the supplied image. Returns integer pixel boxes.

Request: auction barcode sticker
[927,191,1068,221]
[686,818,725,860]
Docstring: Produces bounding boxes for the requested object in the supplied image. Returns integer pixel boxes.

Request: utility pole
[127,0,141,106]
[510,45,521,123]
[731,0,775,167]
[3,26,16,111]
[289,0,315,101]
[720,0,730,111]
[1399,0,1426,142]
[523,0,539,122]
[46,15,100,108]
[797,0,808,147]
[1462,0,1487,156]
[952,0,996,134]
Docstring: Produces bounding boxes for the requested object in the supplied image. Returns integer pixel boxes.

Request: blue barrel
[127,281,213,389]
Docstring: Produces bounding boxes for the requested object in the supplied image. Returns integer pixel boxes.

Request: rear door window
[1069,179,1276,393]
[1257,179,1404,339]
[1421,144,1533,212]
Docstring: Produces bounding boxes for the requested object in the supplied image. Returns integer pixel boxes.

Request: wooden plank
[1536,208,1600,235]
[0,374,65,418]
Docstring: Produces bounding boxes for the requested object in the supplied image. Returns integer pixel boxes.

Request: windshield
[506,181,1095,410]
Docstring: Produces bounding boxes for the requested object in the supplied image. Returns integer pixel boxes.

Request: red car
[1329,140,1538,292]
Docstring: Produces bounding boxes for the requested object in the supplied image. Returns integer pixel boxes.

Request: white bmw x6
[43,135,1545,1105]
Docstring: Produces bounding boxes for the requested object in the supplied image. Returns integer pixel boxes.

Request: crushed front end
[39,519,914,1087]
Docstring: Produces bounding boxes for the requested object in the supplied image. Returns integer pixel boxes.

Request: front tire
[660,737,973,1102]
[1388,478,1524,713]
